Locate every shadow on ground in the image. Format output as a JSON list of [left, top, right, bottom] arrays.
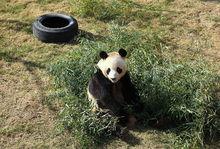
[[0, 19, 32, 34], [0, 51, 46, 103], [78, 29, 105, 41], [120, 131, 141, 146], [100, 130, 142, 148], [0, 19, 104, 44], [202, 0, 220, 3], [0, 51, 45, 69], [68, 29, 105, 45]]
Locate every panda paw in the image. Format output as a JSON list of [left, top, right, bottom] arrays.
[[127, 115, 137, 129], [115, 126, 128, 138]]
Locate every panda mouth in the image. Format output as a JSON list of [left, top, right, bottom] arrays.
[[110, 78, 117, 83], [111, 78, 117, 81]]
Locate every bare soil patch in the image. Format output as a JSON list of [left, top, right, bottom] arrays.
[[167, 0, 220, 71], [0, 0, 219, 148]]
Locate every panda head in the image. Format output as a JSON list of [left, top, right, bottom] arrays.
[[97, 48, 127, 83]]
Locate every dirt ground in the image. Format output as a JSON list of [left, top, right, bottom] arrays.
[[168, 0, 220, 71], [0, 0, 75, 148], [0, 0, 219, 148]]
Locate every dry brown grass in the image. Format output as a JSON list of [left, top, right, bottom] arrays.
[[0, 0, 219, 148], [165, 0, 220, 71], [0, 0, 76, 148]]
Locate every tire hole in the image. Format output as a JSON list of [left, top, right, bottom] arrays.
[[41, 17, 69, 28]]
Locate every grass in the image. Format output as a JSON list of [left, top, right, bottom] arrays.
[[37, 0, 64, 5], [48, 0, 220, 148], [49, 24, 220, 148], [0, 3, 26, 14], [0, 124, 34, 136], [70, 0, 166, 25], [0, 0, 219, 148], [211, 16, 220, 23]]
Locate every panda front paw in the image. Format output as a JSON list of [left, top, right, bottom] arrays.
[[127, 115, 137, 129], [115, 126, 128, 138]]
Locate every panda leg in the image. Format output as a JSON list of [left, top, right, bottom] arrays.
[[87, 88, 100, 112], [127, 115, 137, 129]]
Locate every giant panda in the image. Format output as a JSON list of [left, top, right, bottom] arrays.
[[87, 48, 142, 127]]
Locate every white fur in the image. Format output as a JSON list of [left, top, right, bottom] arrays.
[[108, 69, 117, 79], [97, 52, 127, 83]]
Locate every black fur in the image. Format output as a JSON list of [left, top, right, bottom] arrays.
[[88, 69, 143, 124], [118, 48, 127, 57], [99, 51, 108, 59]]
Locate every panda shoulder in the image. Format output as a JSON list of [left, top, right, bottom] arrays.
[[89, 69, 107, 86]]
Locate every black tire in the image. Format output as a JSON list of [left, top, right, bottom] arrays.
[[32, 13, 78, 43]]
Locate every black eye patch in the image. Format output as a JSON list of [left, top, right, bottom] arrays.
[[117, 67, 122, 74], [106, 68, 110, 74]]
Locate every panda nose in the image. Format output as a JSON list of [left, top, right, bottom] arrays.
[[111, 78, 116, 81]]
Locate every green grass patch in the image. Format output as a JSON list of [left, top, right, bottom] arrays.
[[49, 25, 220, 148], [70, 0, 165, 25]]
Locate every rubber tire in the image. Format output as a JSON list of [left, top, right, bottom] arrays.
[[32, 13, 78, 43]]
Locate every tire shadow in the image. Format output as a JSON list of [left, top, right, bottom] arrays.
[[0, 19, 105, 45], [68, 29, 105, 45], [78, 29, 105, 41]]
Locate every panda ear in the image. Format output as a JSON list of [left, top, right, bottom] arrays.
[[118, 48, 127, 57], [99, 51, 108, 59]]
